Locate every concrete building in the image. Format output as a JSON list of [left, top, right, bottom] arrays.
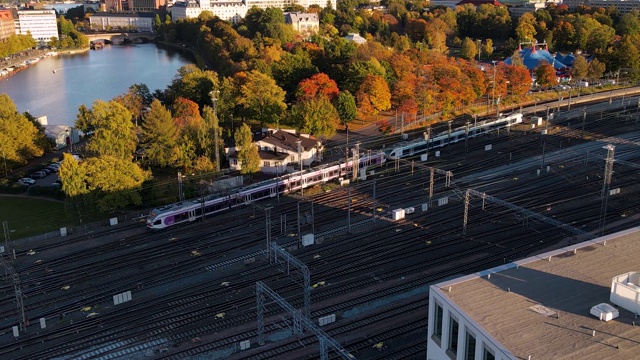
[[14, 10, 58, 42], [0, 9, 14, 41], [171, 0, 335, 24], [426, 227, 640, 360], [562, 0, 640, 14], [130, 0, 167, 11], [89, 12, 155, 32], [284, 12, 319, 36], [507, 2, 546, 17]]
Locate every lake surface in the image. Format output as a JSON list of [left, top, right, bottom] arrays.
[[0, 44, 193, 126]]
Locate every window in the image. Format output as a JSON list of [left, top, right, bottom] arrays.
[[447, 316, 459, 359], [483, 346, 495, 360], [264, 161, 271, 167], [465, 330, 476, 360], [432, 302, 444, 346]]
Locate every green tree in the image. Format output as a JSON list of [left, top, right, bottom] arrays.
[[169, 64, 219, 108], [460, 37, 478, 60], [0, 95, 45, 168], [238, 70, 287, 126], [82, 156, 151, 212], [141, 99, 178, 167], [234, 123, 260, 175], [335, 90, 357, 127], [58, 153, 88, 197], [616, 11, 640, 36], [515, 13, 537, 42], [289, 97, 338, 139], [80, 100, 138, 159]]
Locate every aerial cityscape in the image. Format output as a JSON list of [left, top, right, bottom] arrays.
[[1, 0, 640, 359]]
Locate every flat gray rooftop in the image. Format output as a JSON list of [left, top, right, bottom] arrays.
[[442, 228, 640, 360]]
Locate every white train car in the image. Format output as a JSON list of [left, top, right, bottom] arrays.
[[146, 152, 386, 229], [386, 113, 523, 159]]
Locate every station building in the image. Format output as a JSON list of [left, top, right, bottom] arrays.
[[426, 227, 640, 360]]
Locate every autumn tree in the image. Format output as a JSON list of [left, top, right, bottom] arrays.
[[460, 37, 478, 60], [234, 123, 260, 176], [534, 61, 558, 88], [503, 64, 532, 98], [483, 39, 494, 58], [78, 100, 138, 159], [141, 99, 178, 167], [296, 73, 339, 101], [571, 54, 589, 82], [587, 58, 606, 80], [238, 70, 287, 126], [356, 74, 392, 118], [515, 13, 537, 42], [0, 94, 46, 168]]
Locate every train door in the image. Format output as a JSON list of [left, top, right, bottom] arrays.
[[270, 184, 277, 197], [188, 209, 196, 221]]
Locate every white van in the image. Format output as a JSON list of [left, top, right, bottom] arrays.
[[579, 81, 589, 87]]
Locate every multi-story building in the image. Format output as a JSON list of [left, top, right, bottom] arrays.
[[0, 9, 14, 41], [171, 0, 335, 24], [130, 0, 167, 11], [89, 12, 155, 32], [15, 10, 58, 42], [284, 12, 319, 37], [562, 0, 640, 14], [426, 227, 640, 360]]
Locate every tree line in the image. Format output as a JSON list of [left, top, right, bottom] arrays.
[[3, 2, 637, 213]]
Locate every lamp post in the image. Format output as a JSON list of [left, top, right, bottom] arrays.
[[1, 149, 7, 178], [209, 90, 221, 173], [297, 140, 303, 197], [492, 61, 498, 109]]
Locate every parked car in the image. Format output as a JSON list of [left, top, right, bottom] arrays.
[[18, 178, 36, 186], [46, 164, 60, 172], [40, 168, 53, 175], [30, 171, 47, 179]]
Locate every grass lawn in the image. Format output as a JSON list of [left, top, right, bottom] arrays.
[[0, 196, 69, 239]]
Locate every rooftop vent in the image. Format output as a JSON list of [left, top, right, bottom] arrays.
[[610, 271, 640, 315], [590, 303, 619, 322]]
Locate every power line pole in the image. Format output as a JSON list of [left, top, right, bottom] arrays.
[[599, 145, 615, 236], [177, 172, 185, 201], [297, 140, 303, 197]]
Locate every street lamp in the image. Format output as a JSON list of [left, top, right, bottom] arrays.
[[209, 90, 221, 173], [492, 61, 498, 109], [297, 140, 303, 197], [1, 149, 7, 178]]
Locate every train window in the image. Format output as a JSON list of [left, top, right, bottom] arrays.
[[153, 220, 161, 225]]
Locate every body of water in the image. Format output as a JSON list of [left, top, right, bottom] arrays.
[[0, 44, 193, 126]]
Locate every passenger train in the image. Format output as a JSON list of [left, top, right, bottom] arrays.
[[385, 112, 523, 159], [147, 112, 523, 230], [146, 152, 386, 229]]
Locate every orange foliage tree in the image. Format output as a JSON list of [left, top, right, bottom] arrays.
[[172, 97, 203, 129], [534, 61, 558, 88], [296, 73, 340, 101], [503, 64, 532, 97], [356, 74, 392, 118]]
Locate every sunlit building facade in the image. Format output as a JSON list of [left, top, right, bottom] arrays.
[[15, 10, 58, 42]]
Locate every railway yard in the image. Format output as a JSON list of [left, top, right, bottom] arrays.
[[1, 95, 640, 359]]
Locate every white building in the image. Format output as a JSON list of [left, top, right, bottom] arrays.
[[228, 129, 322, 174], [171, 0, 336, 24], [284, 12, 319, 37], [562, 0, 640, 13], [89, 12, 155, 32], [426, 227, 640, 360], [344, 32, 366, 44], [15, 10, 58, 42]]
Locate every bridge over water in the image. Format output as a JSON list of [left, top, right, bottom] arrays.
[[85, 32, 155, 44]]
